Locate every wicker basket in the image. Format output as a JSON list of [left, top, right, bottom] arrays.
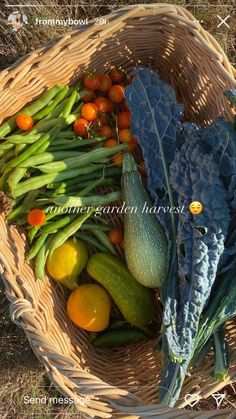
[[1, 4, 236, 418]]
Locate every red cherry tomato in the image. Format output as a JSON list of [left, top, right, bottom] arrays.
[[117, 111, 131, 129], [27, 209, 46, 226], [112, 153, 123, 167], [83, 73, 102, 90], [16, 114, 33, 131], [94, 97, 110, 113], [119, 129, 132, 143], [108, 228, 124, 244], [104, 138, 118, 148], [99, 125, 113, 139], [73, 118, 89, 137], [99, 75, 112, 92], [108, 85, 124, 103], [81, 103, 98, 121]]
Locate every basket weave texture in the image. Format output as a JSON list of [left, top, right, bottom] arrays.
[[0, 4, 236, 418]]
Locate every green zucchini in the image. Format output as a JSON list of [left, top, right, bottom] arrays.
[[87, 252, 156, 327], [122, 153, 168, 288]]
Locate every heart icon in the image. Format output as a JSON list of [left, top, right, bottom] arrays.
[[184, 393, 201, 407]]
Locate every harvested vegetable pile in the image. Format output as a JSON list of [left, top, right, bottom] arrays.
[[0, 65, 236, 407]]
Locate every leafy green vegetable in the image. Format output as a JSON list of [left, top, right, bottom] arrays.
[[124, 70, 234, 406], [194, 259, 236, 362], [160, 125, 230, 406], [125, 67, 182, 238], [200, 118, 236, 274], [213, 326, 229, 381]]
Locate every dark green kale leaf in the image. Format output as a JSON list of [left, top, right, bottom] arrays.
[[160, 126, 230, 406]]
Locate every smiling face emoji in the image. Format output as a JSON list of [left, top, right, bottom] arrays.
[[189, 201, 203, 215]]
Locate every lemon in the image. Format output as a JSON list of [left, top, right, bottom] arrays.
[[67, 284, 112, 332], [46, 239, 88, 289]]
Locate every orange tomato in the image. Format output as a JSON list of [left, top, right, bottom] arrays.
[[120, 238, 125, 250], [117, 111, 131, 129], [73, 118, 89, 137], [119, 128, 132, 143], [67, 284, 112, 332], [110, 67, 124, 83], [99, 125, 113, 139], [94, 97, 110, 113], [81, 103, 98, 121], [27, 208, 46, 226], [81, 88, 95, 103], [108, 228, 124, 245], [16, 114, 33, 131], [128, 139, 138, 152], [108, 85, 124, 103], [104, 138, 118, 147], [83, 73, 102, 90], [99, 74, 112, 92], [112, 153, 123, 167]]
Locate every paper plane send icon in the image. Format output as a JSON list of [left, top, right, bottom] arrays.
[[212, 393, 226, 408]]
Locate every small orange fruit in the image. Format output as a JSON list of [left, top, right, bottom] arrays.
[[27, 208, 46, 226], [81, 103, 98, 121], [16, 114, 33, 131], [108, 85, 124, 103], [108, 228, 124, 245], [99, 125, 113, 139], [112, 152, 123, 167], [67, 284, 112, 332], [117, 111, 131, 129], [73, 118, 89, 137], [104, 139, 118, 147], [99, 74, 112, 92], [119, 128, 132, 143], [94, 97, 110, 113]]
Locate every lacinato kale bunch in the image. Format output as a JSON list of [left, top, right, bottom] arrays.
[[126, 69, 236, 407]]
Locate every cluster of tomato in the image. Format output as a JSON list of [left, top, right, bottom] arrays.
[[73, 67, 138, 167]]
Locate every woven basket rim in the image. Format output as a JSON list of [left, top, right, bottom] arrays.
[[5, 4, 236, 81], [1, 4, 236, 418]]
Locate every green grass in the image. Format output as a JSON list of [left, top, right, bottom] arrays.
[[0, 0, 235, 69]]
